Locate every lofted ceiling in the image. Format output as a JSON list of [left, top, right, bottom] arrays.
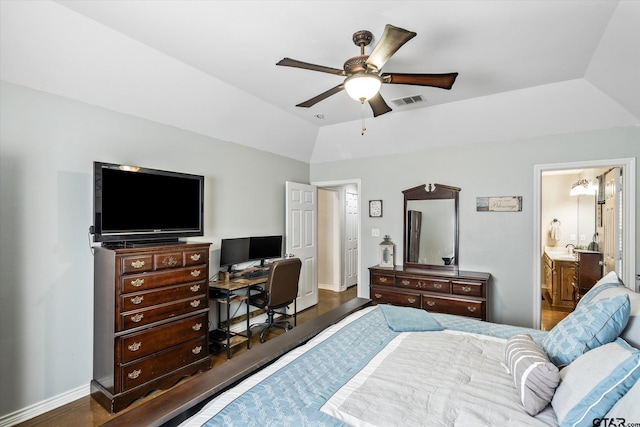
[[1, 1, 638, 163]]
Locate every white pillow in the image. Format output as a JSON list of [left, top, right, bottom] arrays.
[[551, 339, 640, 426]]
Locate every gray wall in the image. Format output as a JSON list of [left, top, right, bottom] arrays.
[[0, 82, 309, 416], [310, 128, 639, 327]]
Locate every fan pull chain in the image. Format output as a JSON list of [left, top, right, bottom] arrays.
[[361, 100, 367, 135]]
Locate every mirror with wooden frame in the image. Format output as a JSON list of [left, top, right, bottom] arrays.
[[403, 183, 460, 270]]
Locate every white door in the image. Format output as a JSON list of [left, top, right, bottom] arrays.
[[285, 181, 318, 311], [603, 168, 622, 275], [344, 189, 358, 290]]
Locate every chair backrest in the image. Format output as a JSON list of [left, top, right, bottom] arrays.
[[264, 258, 302, 309]]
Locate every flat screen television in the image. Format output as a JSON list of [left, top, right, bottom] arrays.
[[219, 237, 250, 271], [92, 161, 204, 245], [249, 235, 283, 265]]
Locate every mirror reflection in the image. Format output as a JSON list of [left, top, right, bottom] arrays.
[[407, 200, 456, 265], [403, 183, 460, 270]]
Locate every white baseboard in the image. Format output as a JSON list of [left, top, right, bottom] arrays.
[[0, 384, 89, 427]]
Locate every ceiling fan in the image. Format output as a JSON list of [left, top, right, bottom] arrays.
[[277, 24, 458, 118]]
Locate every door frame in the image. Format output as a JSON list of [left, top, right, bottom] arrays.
[[533, 157, 636, 329], [312, 179, 363, 298]]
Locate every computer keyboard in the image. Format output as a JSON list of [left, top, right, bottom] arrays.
[[244, 269, 269, 280]]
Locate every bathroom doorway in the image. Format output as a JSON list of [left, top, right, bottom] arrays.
[[533, 158, 636, 330]]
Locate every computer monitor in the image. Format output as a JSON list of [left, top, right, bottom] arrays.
[[249, 235, 283, 266], [219, 237, 250, 272]]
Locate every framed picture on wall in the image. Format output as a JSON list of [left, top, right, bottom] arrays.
[[369, 200, 383, 217]]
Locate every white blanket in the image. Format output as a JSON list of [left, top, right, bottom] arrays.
[[321, 330, 556, 426]]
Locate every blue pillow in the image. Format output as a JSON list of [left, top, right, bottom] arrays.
[[542, 294, 630, 367], [378, 305, 443, 332], [552, 339, 640, 426]]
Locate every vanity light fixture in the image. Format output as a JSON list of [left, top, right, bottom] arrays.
[[569, 178, 596, 196]]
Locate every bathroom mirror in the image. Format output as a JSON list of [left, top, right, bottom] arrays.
[[403, 183, 460, 270]]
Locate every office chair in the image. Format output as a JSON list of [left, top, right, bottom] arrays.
[[248, 258, 302, 343]]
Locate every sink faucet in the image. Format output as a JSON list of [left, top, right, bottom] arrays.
[[566, 243, 575, 254]]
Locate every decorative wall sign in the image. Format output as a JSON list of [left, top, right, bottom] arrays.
[[476, 196, 522, 212]]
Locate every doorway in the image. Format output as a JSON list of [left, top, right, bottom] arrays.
[[533, 158, 637, 330], [313, 179, 362, 299]]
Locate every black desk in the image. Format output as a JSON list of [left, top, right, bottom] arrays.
[[209, 276, 268, 359]]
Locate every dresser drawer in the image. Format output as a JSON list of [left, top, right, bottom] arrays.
[[452, 281, 484, 298], [120, 336, 208, 391], [120, 281, 207, 312], [446, 298, 485, 319], [119, 295, 208, 331], [121, 266, 206, 293], [121, 254, 154, 274], [119, 313, 207, 363], [154, 251, 185, 270], [397, 276, 451, 294], [184, 249, 208, 266], [370, 287, 420, 308], [371, 273, 395, 287]]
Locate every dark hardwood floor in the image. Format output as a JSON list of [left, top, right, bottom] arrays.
[[17, 287, 358, 427]]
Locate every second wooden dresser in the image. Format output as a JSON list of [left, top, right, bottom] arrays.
[[92, 242, 211, 413], [369, 265, 490, 320]]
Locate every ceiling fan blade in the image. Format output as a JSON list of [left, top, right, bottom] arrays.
[[368, 93, 393, 117], [381, 72, 458, 89], [277, 58, 346, 76], [296, 84, 345, 108], [365, 25, 417, 71]]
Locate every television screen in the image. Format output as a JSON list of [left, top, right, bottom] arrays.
[[249, 235, 283, 261], [93, 162, 204, 244], [219, 237, 250, 268]]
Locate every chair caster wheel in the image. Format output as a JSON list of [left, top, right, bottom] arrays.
[[259, 337, 266, 343], [287, 325, 293, 330]]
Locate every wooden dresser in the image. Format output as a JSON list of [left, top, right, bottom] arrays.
[[369, 265, 490, 320], [573, 250, 603, 305], [91, 242, 211, 413]]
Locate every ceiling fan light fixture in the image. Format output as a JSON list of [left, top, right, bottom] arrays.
[[344, 74, 382, 102]]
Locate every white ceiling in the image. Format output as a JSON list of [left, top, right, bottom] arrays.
[[1, 1, 638, 163]]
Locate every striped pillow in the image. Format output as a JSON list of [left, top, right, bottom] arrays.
[[552, 338, 640, 426], [505, 334, 560, 415]]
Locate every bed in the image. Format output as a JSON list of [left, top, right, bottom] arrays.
[[104, 272, 640, 427]]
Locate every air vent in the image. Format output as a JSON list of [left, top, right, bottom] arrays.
[[391, 94, 426, 107]]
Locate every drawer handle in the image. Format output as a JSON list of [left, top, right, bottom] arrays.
[[163, 256, 178, 267], [131, 313, 144, 323], [426, 301, 436, 307], [131, 260, 145, 269], [407, 298, 416, 304], [378, 277, 388, 283], [433, 282, 443, 289], [467, 306, 477, 312], [130, 295, 144, 305], [128, 369, 142, 379], [190, 284, 201, 292], [461, 286, 472, 293], [374, 293, 382, 299], [190, 253, 201, 261], [190, 300, 201, 308], [131, 278, 144, 287], [191, 269, 201, 277], [192, 345, 203, 355], [402, 280, 410, 286], [128, 342, 142, 352], [192, 322, 202, 331]]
